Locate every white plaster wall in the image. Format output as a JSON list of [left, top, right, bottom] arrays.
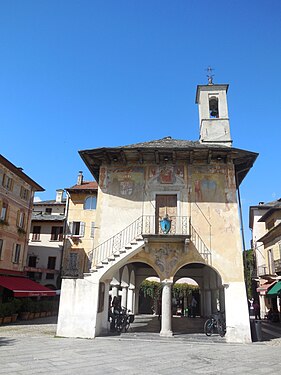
[[224, 282, 251, 343], [56, 276, 100, 338]]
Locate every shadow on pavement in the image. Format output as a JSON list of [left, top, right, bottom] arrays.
[[0, 337, 16, 346]]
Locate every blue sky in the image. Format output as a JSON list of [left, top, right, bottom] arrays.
[[1, 1, 281, 247]]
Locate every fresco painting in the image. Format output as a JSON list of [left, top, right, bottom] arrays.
[[105, 167, 144, 198], [148, 165, 185, 185], [191, 165, 232, 203]]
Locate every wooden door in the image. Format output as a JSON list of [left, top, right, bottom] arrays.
[[155, 194, 177, 234]]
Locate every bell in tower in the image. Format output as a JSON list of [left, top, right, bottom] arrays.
[[195, 72, 232, 147]]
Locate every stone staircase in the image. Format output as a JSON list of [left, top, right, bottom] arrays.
[[86, 215, 212, 276]]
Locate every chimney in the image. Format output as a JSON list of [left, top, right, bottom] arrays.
[[56, 189, 64, 203], [77, 171, 83, 186]]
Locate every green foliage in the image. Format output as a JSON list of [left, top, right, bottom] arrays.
[[140, 280, 161, 299], [243, 249, 255, 299], [172, 283, 199, 298], [140, 280, 199, 302], [0, 299, 23, 316]]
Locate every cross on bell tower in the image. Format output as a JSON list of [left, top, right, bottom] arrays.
[[195, 70, 232, 147]]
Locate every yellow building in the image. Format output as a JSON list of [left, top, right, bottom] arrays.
[[57, 81, 258, 342], [250, 200, 281, 319], [62, 173, 98, 278]]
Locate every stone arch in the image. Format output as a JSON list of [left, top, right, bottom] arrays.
[[174, 262, 224, 318]]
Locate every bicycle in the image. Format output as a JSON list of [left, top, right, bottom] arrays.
[[204, 313, 226, 337], [114, 307, 134, 333]]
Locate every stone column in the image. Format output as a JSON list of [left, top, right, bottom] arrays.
[[160, 279, 173, 337], [127, 286, 135, 313], [101, 280, 111, 333], [205, 290, 212, 316], [121, 285, 128, 309], [134, 287, 139, 314]]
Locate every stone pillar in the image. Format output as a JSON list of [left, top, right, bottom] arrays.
[[160, 280, 173, 337], [111, 285, 119, 299], [259, 295, 266, 319], [224, 282, 251, 343], [211, 290, 218, 313], [205, 290, 212, 316], [183, 296, 188, 316], [135, 287, 139, 313], [121, 285, 128, 309], [101, 280, 111, 333], [127, 286, 135, 313]]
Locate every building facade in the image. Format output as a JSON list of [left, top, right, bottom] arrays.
[[62, 174, 98, 278], [57, 81, 258, 343], [0, 155, 57, 302], [27, 189, 66, 290], [249, 199, 281, 319]]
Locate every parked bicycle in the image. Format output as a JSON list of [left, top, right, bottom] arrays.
[[204, 312, 226, 337], [111, 306, 134, 333]]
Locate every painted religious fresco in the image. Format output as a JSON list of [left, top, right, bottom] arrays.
[[99, 166, 144, 199], [191, 165, 236, 204], [148, 165, 184, 185]]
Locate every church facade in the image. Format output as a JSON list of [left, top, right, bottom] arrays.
[[57, 82, 258, 342]]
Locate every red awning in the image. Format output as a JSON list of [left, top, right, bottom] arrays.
[[256, 280, 276, 296], [0, 276, 56, 297]]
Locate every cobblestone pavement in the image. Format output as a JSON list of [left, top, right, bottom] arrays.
[[1, 316, 281, 374]]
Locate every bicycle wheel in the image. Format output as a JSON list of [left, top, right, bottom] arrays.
[[217, 320, 226, 337], [124, 317, 130, 332], [204, 318, 214, 336]]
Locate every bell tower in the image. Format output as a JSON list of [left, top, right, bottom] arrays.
[[195, 74, 232, 147]]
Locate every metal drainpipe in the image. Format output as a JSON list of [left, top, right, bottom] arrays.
[[236, 170, 248, 296], [59, 190, 70, 284]]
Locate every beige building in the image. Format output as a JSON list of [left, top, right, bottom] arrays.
[[27, 189, 66, 290], [57, 81, 258, 343], [62, 174, 98, 278], [249, 200, 281, 319], [0, 155, 57, 302]]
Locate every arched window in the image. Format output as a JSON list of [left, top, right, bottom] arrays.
[[209, 96, 219, 118], [84, 196, 97, 210]]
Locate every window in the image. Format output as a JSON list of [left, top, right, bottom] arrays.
[[0, 201, 8, 221], [84, 196, 97, 210], [0, 239, 3, 259], [51, 226, 63, 241], [69, 221, 85, 237], [20, 186, 30, 201], [13, 244, 21, 264], [2, 174, 13, 190], [28, 256, 37, 267], [47, 256, 56, 270], [17, 211, 25, 229], [32, 226, 41, 241], [46, 273, 55, 279], [209, 96, 219, 118], [45, 208, 52, 214]]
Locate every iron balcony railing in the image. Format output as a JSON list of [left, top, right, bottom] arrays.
[[88, 215, 212, 270]]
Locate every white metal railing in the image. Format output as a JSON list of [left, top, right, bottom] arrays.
[[84, 215, 212, 272]]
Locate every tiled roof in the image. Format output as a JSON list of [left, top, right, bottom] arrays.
[[66, 181, 98, 191], [119, 136, 225, 149]]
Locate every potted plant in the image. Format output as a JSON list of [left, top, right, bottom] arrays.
[[2, 302, 12, 324], [19, 299, 31, 320], [11, 299, 22, 322]]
